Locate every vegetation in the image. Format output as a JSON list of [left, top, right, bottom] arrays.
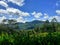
[[0, 18, 60, 45]]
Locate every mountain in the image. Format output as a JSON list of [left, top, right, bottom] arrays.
[[18, 20, 44, 30]]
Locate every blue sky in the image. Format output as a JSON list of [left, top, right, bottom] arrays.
[[0, 0, 60, 23]]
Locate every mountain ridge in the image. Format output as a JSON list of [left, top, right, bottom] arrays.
[[18, 20, 45, 30]]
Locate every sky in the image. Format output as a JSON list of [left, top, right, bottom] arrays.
[[0, 0, 60, 23]]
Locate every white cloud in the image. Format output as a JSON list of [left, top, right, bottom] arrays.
[[7, 8, 30, 16], [0, 8, 30, 23], [32, 12, 42, 18], [16, 17, 26, 23], [0, 16, 6, 23], [56, 10, 60, 15], [0, 9, 8, 14], [6, 8, 21, 15], [0, 1, 8, 8], [49, 16, 60, 22], [21, 12, 30, 16], [44, 13, 49, 18], [2, 0, 25, 6], [0, 8, 30, 17], [9, 17, 27, 23], [9, 0, 25, 6], [1, 0, 25, 7], [0, 0, 29, 23]]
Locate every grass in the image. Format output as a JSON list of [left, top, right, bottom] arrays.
[[0, 31, 60, 45]]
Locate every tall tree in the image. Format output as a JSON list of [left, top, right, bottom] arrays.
[[2, 19, 18, 29], [34, 26, 40, 33], [51, 18, 58, 32], [40, 20, 51, 32], [2, 19, 8, 24], [8, 19, 17, 24], [44, 20, 50, 32], [7, 19, 17, 29]]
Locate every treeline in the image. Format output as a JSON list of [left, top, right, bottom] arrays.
[[0, 18, 60, 33], [34, 18, 60, 33]]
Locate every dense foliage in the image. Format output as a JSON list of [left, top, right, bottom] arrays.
[[0, 31, 60, 45], [0, 18, 60, 45]]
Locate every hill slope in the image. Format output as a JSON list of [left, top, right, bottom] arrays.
[[18, 20, 44, 30]]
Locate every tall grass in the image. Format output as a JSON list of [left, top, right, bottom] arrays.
[[0, 31, 60, 45]]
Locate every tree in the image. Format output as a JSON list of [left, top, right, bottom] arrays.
[[2, 19, 17, 28], [2, 19, 18, 34], [8, 19, 17, 24], [7, 19, 18, 30], [34, 23, 40, 33], [51, 18, 58, 32], [34, 26, 40, 33], [43, 20, 50, 32], [2, 19, 8, 24]]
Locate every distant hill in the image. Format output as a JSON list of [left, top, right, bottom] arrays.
[[3, 20, 60, 30], [18, 20, 45, 30]]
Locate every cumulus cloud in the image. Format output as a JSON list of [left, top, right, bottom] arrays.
[[7, 8, 30, 17], [0, 1, 8, 8], [9, 0, 25, 6], [0, 7, 30, 23], [16, 17, 26, 23], [8, 17, 26, 23], [0, 0, 29, 23], [0, 9, 7, 14], [44, 13, 49, 18], [49, 16, 60, 22], [0, 8, 30, 17], [32, 12, 42, 19], [56, 10, 60, 15], [7, 8, 21, 15], [2, 0, 25, 6], [21, 12, 30, 17]]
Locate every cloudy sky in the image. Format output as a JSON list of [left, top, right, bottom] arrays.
[[0, 0, 60, 23]]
